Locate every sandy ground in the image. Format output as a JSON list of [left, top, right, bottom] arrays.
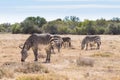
[[0, 34, 120, 80]]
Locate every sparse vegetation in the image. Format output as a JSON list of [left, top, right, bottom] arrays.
[[0, 62, 49, 79], [91, 52, 113, 57], [15, 63, 49, 73], [16, 73, 69, 80], [0, 34, 120, 80]]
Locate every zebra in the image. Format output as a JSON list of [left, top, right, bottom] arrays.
[[19, 33, 55, 62], [62, 37, 71, 48], [50, 35, 63, 53], [52, 36, 71, 49], [81, 35, 101, 50]]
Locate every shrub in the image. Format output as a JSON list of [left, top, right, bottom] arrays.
[[76, 57, 94, 67], [15, 62, 49, 73]]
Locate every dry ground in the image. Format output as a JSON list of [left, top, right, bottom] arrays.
[[0, 34, 120, 80]]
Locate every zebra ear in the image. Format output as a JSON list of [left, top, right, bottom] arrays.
[[19, 44, 23, 49]]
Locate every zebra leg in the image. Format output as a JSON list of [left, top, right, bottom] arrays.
[[32, 46, 38, 61], [51, 45, 55, 54], [58, 47, 60, 52], [46, 51, 51, 63], [57, 43, 61, 53], [97, 42, 100, 49], [63, 42, 66, 48], [61, 42, 65, 48], [66, 42, 68, 48], [81, 40, 84, 50], [90, 43, 94, 50], [69, 41, 71, 47], [85, 43, 88, 50]]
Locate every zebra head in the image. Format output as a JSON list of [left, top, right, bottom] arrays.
[[21, 48, 28, 62], [19, 44, 28, 62]]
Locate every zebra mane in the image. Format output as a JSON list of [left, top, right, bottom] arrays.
[[22, 36, 32, 51]]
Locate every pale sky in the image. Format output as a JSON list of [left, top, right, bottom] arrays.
[[0, 0, 120, 24]]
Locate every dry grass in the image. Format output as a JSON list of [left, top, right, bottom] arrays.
[[15, 62, 49, 73], [0, 68, 14, 79], [0, 34, 120, 80], [16, 73, 70, 80], [0, 62, 49, 79], [91, 51, 114, 57]]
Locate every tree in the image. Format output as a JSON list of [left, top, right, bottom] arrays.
[[111, 17, 120, 22], [20, 16, 46, 34], [107, 23, 120, 34], [64, 16, 79, 28], [95, 18, 107, 27], [0, 26, 5, 32], [96, 27, 105, 34], [11, 23, 21, 34], [35, 16, 47, 28], [42, 19, 69, 34], [64, 16, 79, 22], [78, 19, 96, 35], [42, 22, 58, 34], [0, 23, 11, 33]]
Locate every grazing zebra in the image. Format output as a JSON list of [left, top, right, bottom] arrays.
[[62, 37, 71, 48], [19, 33, 54, 62], [50, 35, 63, 52], [81, 35, 101, 50]]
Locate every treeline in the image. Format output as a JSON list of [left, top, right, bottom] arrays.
[[0, 16, 120, 35]]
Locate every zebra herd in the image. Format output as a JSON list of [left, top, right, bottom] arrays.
[[19, 33, 101, 63]]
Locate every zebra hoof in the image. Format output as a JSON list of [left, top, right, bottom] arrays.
[[44, 60, 50, 63], [34, 59, 38, 62]]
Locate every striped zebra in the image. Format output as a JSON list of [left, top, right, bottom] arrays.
[[81, 35, 101, 50], [62, 37, 71, 48], [19, 33, 55, 62], [50, 35, 63, 53]]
